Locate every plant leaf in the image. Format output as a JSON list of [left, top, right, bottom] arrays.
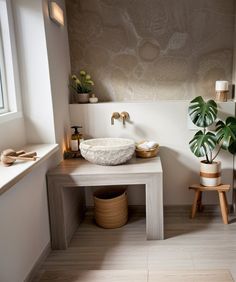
[[188, 96, 217, 127], [189, 130, 216, 158], [228, 141, 236, 154], [215, 117, 236, 153]]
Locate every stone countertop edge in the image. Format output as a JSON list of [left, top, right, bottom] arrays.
[[0, 144, 59, 196]]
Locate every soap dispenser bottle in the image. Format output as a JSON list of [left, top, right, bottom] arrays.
[[70, 126, 82, 151]]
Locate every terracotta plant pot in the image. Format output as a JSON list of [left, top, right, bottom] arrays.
[[93, 187, 128, 229], [200, 161, 221, 187], [76, 93, 90, 103]]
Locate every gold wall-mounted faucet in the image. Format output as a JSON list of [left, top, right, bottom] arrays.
[[111, 112, 120, 125], [111, 111, 130, 125], [120, 111, 130, 125]]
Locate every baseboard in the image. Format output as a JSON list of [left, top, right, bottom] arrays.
[[87, 204, 234, 214], [166, 205, 236, 215], [24, 242, 51, 282], [86, 205, 146, 213]]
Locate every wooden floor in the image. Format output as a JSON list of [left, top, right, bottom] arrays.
[[33, 207, 236, 281]]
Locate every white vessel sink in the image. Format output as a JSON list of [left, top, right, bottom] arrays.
[[80, 138, 135, 166]]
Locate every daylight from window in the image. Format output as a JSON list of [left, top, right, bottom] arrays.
[[0, 29, 7, 114], [0, 72, 4, 109]]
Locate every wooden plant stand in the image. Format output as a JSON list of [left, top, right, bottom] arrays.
[[189, 184, 230, 224]]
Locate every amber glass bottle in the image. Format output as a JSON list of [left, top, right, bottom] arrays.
[[70, 126, 82, 151]]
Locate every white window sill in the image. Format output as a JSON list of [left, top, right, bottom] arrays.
[[0, 143, 59, 195], [0, 111, 23, 124]]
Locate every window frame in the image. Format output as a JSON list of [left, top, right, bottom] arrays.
[[0, 0, 22, 122], [0, 28, 8, 114]]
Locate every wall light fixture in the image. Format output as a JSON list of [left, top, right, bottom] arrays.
[[49, 1, 64, 26]]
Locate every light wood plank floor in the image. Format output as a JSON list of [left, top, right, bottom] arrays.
[[33, 207, 236, 281]]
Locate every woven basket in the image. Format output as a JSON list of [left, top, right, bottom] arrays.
[[93, 187, 128, 229]]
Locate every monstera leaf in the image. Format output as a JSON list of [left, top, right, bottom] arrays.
[[189, 130, 216, 158], [188, 96, 217, 128], [216, 117, 236, 154]]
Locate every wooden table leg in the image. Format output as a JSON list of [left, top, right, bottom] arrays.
[[191, 189, 200, 219], [146, 175, 164, 240], [223, 192, 228, 214], [197, 191, 203, 212], [218, 191, 228, 224], [47, 180, 67, 249]]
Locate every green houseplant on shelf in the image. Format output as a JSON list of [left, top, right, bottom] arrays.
[[70, 70, 94, 103], [188, 96, 236, 187]]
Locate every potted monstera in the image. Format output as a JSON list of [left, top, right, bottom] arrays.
[[189, 96, 236, 186]]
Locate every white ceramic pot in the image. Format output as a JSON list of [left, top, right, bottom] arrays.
[[76, 93, 90, 103], [200, 161, 221, 187]]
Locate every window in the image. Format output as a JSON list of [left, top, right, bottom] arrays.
[[0, 0, 22, 120], [0, 30, 8, 114], [0, 74, 3, 110]]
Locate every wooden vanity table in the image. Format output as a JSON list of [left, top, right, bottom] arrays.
[[47, 157, 163, 249]]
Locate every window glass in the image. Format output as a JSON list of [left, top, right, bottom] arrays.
[[0, 70, 4, 109], [0, 29, 7, 114]]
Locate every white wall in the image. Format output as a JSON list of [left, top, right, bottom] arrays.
[[0, 117, 25, 152], [0, 155, 57, 282], [0, 1, 71, 281], [42, 0, 71, 155], [232, 4, 236, 212], [12, 0, 56, 144], [70, 101, 235, 206]]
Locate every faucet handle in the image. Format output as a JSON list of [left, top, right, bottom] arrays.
[[120, 111, 130, 125], [111, 112, 120, 125]]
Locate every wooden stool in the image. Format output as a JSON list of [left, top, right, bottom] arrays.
[[189, 184, 230, 224]]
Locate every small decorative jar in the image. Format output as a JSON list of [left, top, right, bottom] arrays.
[[89, 94, 98, 103]]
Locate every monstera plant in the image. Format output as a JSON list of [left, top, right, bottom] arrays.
[[188, 96, 236, 186]]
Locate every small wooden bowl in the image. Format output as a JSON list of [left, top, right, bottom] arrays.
[[135, 143, 159, 158]]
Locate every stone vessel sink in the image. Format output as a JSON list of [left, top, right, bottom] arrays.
[[80, 138, 135, 166]]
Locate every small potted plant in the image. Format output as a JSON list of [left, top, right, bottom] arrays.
[[70, 70, 94, 103], [188, 96, 236, 186]]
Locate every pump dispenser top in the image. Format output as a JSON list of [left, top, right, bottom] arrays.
[[71, 126, 82, 135]]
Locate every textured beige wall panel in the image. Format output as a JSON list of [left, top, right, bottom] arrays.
[[66, 0, 235, 101]]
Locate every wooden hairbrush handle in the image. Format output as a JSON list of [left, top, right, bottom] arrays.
[[8, 156, 37, 161], [16, 150, 26, 156], [19, 152, 37, 158]]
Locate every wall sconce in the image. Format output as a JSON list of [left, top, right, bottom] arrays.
[[49, 1, 64, 26]]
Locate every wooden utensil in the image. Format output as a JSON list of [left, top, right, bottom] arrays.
[[0, 149, 37, 166]]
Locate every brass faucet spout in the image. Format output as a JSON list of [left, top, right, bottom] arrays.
[[111, 112, 120, 125], [120, 111, 130, 125]]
